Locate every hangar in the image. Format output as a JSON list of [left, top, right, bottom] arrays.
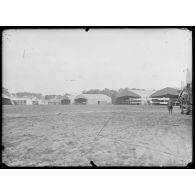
[[149, 87, 180, 105], [115, 91, 141, 105]]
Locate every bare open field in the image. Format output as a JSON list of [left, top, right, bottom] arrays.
[[2, 105, 192, 167]]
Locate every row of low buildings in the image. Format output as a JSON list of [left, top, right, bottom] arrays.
[[2, 94, 112, 105], [2, 87, 181, 106]]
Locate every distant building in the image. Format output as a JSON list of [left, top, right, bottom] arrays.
[[12, 97, 33, 105], [114, 91, 141, 105], [61, 95, 71, 105], [149, 87, 180, 105], [28, 96, 48, 105], [2, 94, 13, 105], [74, 94, 112, 105], [2, 87, 13, 105], [61, 94, 77, 105]]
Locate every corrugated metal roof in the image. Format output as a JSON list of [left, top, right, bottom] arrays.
[[75, 94, 112, 102], [150, 87, 180, 98]]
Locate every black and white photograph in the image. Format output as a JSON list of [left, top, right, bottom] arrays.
[[1, 28, 193, 167]]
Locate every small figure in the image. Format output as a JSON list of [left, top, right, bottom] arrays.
[[167, 99, 173, 114]]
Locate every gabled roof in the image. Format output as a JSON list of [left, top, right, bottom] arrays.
[[116, 91, 140, 98], [149, 87, 180, 98]]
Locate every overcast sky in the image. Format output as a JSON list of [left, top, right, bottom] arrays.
[[3, 28, 192, 95]]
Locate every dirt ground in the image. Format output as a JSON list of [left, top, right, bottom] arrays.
[[2, 105, 192, 167]]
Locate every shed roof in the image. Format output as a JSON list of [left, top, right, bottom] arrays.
[[149, 87, 180, 98]]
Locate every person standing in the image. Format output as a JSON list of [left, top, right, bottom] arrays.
[[167, 99, 173, 114]]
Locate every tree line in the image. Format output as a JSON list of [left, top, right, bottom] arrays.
[[5, 87, 150, 102]]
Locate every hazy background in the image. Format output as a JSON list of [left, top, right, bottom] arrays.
[[3, 28, 192, 95]]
